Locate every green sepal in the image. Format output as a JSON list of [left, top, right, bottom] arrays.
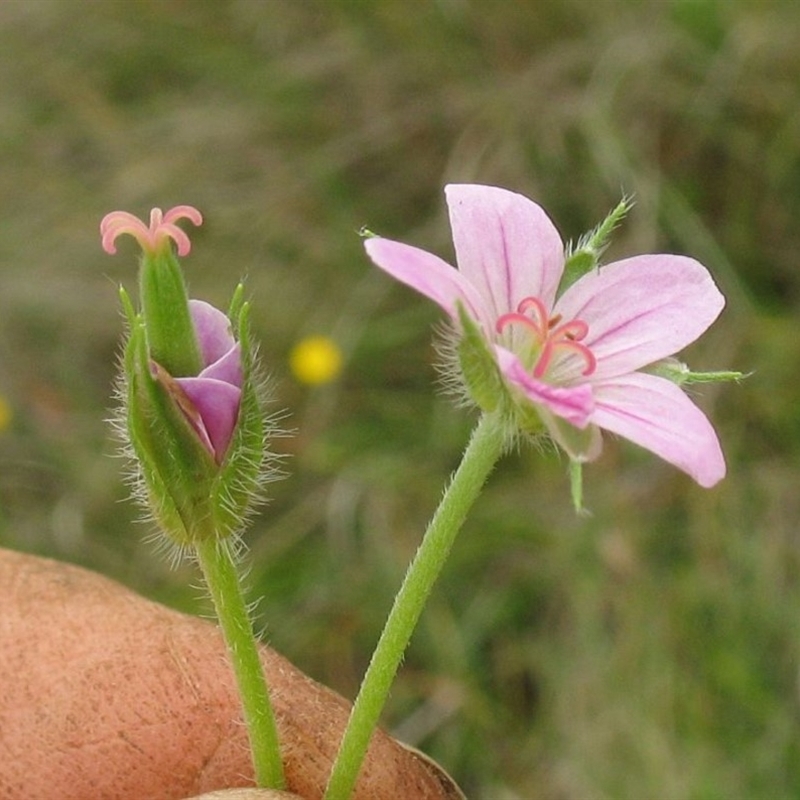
[[560, 197, 633, 295], [509, 393, 546, 436], [560, 250, 595, 287], [228, 281, 246, 321], [208, 291, 269, 541], [139, 246, 202, 377], [541, 409, 602, 515], [648, 357, 749, 386], [456, 303, 505, 413], [544, 412, 603, 464]]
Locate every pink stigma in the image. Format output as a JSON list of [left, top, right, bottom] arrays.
[[100, 205, 203, 256], [496, 296, 597, 380]]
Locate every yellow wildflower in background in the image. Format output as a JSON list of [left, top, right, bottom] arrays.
[[0, 394, 12, 432], [289, 335, 343, 385]]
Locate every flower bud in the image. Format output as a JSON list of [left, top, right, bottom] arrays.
[[104, 208, 274, 546]]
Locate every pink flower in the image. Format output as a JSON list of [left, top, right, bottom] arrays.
[[101, 206, 203, 256], [364, 184, 726, 487], [169, 300, 243, 464]]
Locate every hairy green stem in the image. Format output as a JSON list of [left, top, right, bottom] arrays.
[[194, 536, 285, 789], [324, 413, 506, 799]]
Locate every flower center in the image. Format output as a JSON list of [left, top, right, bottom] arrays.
[[496, 296, 597, 381]]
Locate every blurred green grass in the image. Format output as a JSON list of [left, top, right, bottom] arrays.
[[1, 0, 799, 796]]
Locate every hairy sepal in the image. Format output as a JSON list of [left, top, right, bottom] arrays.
[[211, 295, 270, 542], [560, 197, 633, 295], [456, 303, 504, 413]]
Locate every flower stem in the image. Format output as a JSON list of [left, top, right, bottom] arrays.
[[194, 536, 285, 790], [324, 412, 506, 800]]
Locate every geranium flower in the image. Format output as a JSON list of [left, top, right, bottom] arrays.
[[364, 184, 726, 487]]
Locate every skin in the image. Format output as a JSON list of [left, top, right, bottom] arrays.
[[188, 793, 300, 799], [0, 548, 459, 800]]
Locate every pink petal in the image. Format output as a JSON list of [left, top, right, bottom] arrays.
[[445, 184, 565, 317], [364, 237, 492, 331], [175, 377, 241, 463], [189, 300, 236, 367], [200, 342, 242, 388], [555, 255, 725, 380], [591, 371, 725, 487], [495, 346, 594, 427]]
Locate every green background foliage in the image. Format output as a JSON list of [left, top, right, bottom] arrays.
[[1, 1, 798, 796]]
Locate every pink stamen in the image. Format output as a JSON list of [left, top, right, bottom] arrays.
[[496, 311, 541, 335], [100, 205, 203, 256], [498, 296, 597, 380], [518, 297, 549, 330], [533, 336, 597, 378]]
